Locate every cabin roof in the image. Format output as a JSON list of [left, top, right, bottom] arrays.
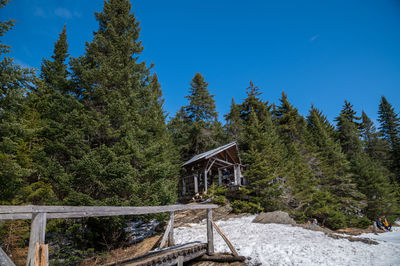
[[182, 141, 240, 167]]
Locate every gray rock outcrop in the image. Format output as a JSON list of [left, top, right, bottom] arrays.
[[252, 211, 296, 225]]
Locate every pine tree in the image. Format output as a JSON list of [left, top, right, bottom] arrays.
[[27, 26, 87, 203], [307, 106, 367, 227], [274, 92, 307, 144], [224, 98, 242, 141], [242, 110, 287, 211], [239, 81, 270, 123], [185, 73, 217, 123], [378, 96, 400, 182], [40, 25, 71, 93], [169, 73, 223, 161], [335, 100, 362, 159], [0, 0, 36, 203], [65, 0, 178, 248], [0, 0, 14, 55], [360, 111, 391, 166]]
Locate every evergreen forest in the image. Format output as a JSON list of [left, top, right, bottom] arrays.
[[1, 0, 399, 262]]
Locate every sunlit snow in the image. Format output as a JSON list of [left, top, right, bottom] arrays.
[[174, 215, 400, 266]]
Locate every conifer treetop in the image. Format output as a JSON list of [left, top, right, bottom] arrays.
[[185, 72, 218, 123]]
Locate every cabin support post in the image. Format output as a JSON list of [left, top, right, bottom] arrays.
[[204, 169, 208, 193], [233, 164, 240, 185], [206, 209, 214, 255], [182, 178, 186, 196], [194, 175, 198, 194], [27, 212, 47, 266], [218, 169, 222, 186]]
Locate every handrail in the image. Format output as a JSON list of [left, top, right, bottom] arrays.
[[0, 204, 218, 265], [0, 204, 218, 216]]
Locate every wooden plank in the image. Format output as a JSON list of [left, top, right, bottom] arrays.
[[204, 168, 208, 193], [233, 164, 239, 185], [225, 149, 236, 164], [182, 178, 186, 196], [177, 255, 184, 266], [206, 209, 214, 255], [0, 204, 218, 216], [159, 212, 174, 249], [168, 212, 174, 247], [211, 157, 234, 166], [211, 221, 239, 257], [40, 244, 48, 266], [113, 243, 207, 266], [0, 213, 32, 220], [0, 246, 15, 266], [206, 159, 216, 172], [27, 213, 47, 266]]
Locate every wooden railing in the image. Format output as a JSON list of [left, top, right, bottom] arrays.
[[0, 204, 218, 266]]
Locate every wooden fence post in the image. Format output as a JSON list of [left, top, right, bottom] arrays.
[[206, 209, 214, 255], [168, 211, 175, 246], [27, 213, 47, 266]]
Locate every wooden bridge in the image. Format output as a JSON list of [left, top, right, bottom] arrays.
[[0, 203, 240, 266]]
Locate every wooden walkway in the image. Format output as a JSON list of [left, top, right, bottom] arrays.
[[108, 242, 207, 266]]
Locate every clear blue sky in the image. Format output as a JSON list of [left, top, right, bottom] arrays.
[[1, 0, 400, 123]]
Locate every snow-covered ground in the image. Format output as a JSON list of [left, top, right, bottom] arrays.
[[174, 215, 400, 266]]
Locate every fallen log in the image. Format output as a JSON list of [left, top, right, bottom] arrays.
[[197, 253, 246, 262]]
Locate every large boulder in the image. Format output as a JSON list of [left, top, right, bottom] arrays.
[[252, 211, 296, 225]]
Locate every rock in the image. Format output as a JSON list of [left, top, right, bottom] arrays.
[[252, 211, 296, 225], [125, 219, 160, 245]]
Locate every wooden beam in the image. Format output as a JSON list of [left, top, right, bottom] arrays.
[[159, 212, 174, 249], [234, 164, 239, 185], [177, 255, 184, 266], [168, 211, 175, 247], [225, 149, 236, 164], [0, 213, 32, 220], [194, 175, 199, 193], [0, 247, 15, 266], [182, 178, 186, 196], [206, 159, 216, 172], [0, 204, 218, 216], [206, 209, 214, 255], [204, 168, 208, 193], [40, 244, 48, 266], [211, 221, 239, 257], [27, 213, 47, 266], [218, 169, 222, 186], [211, 157, 234, 166]]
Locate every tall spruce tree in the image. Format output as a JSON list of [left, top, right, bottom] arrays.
[[168, 73, 223, 161], [224, 98, 242, 141], [240, 81, 270, 123], [307, 106, 367, 227], [66, 0, 178, 248], [360, 111, 391, 166], [242, 110, 287, 211], [378, 96, 400, 182], [0, 0, 36, 203], [28, 26, 86, 203], [335, 100, 362, 159], [274, 92, 308, 144]]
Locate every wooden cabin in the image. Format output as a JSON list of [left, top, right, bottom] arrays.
[[180, 142, 246, 197]]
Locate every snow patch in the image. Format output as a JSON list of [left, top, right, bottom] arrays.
[[174, 215, 400, 266]]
